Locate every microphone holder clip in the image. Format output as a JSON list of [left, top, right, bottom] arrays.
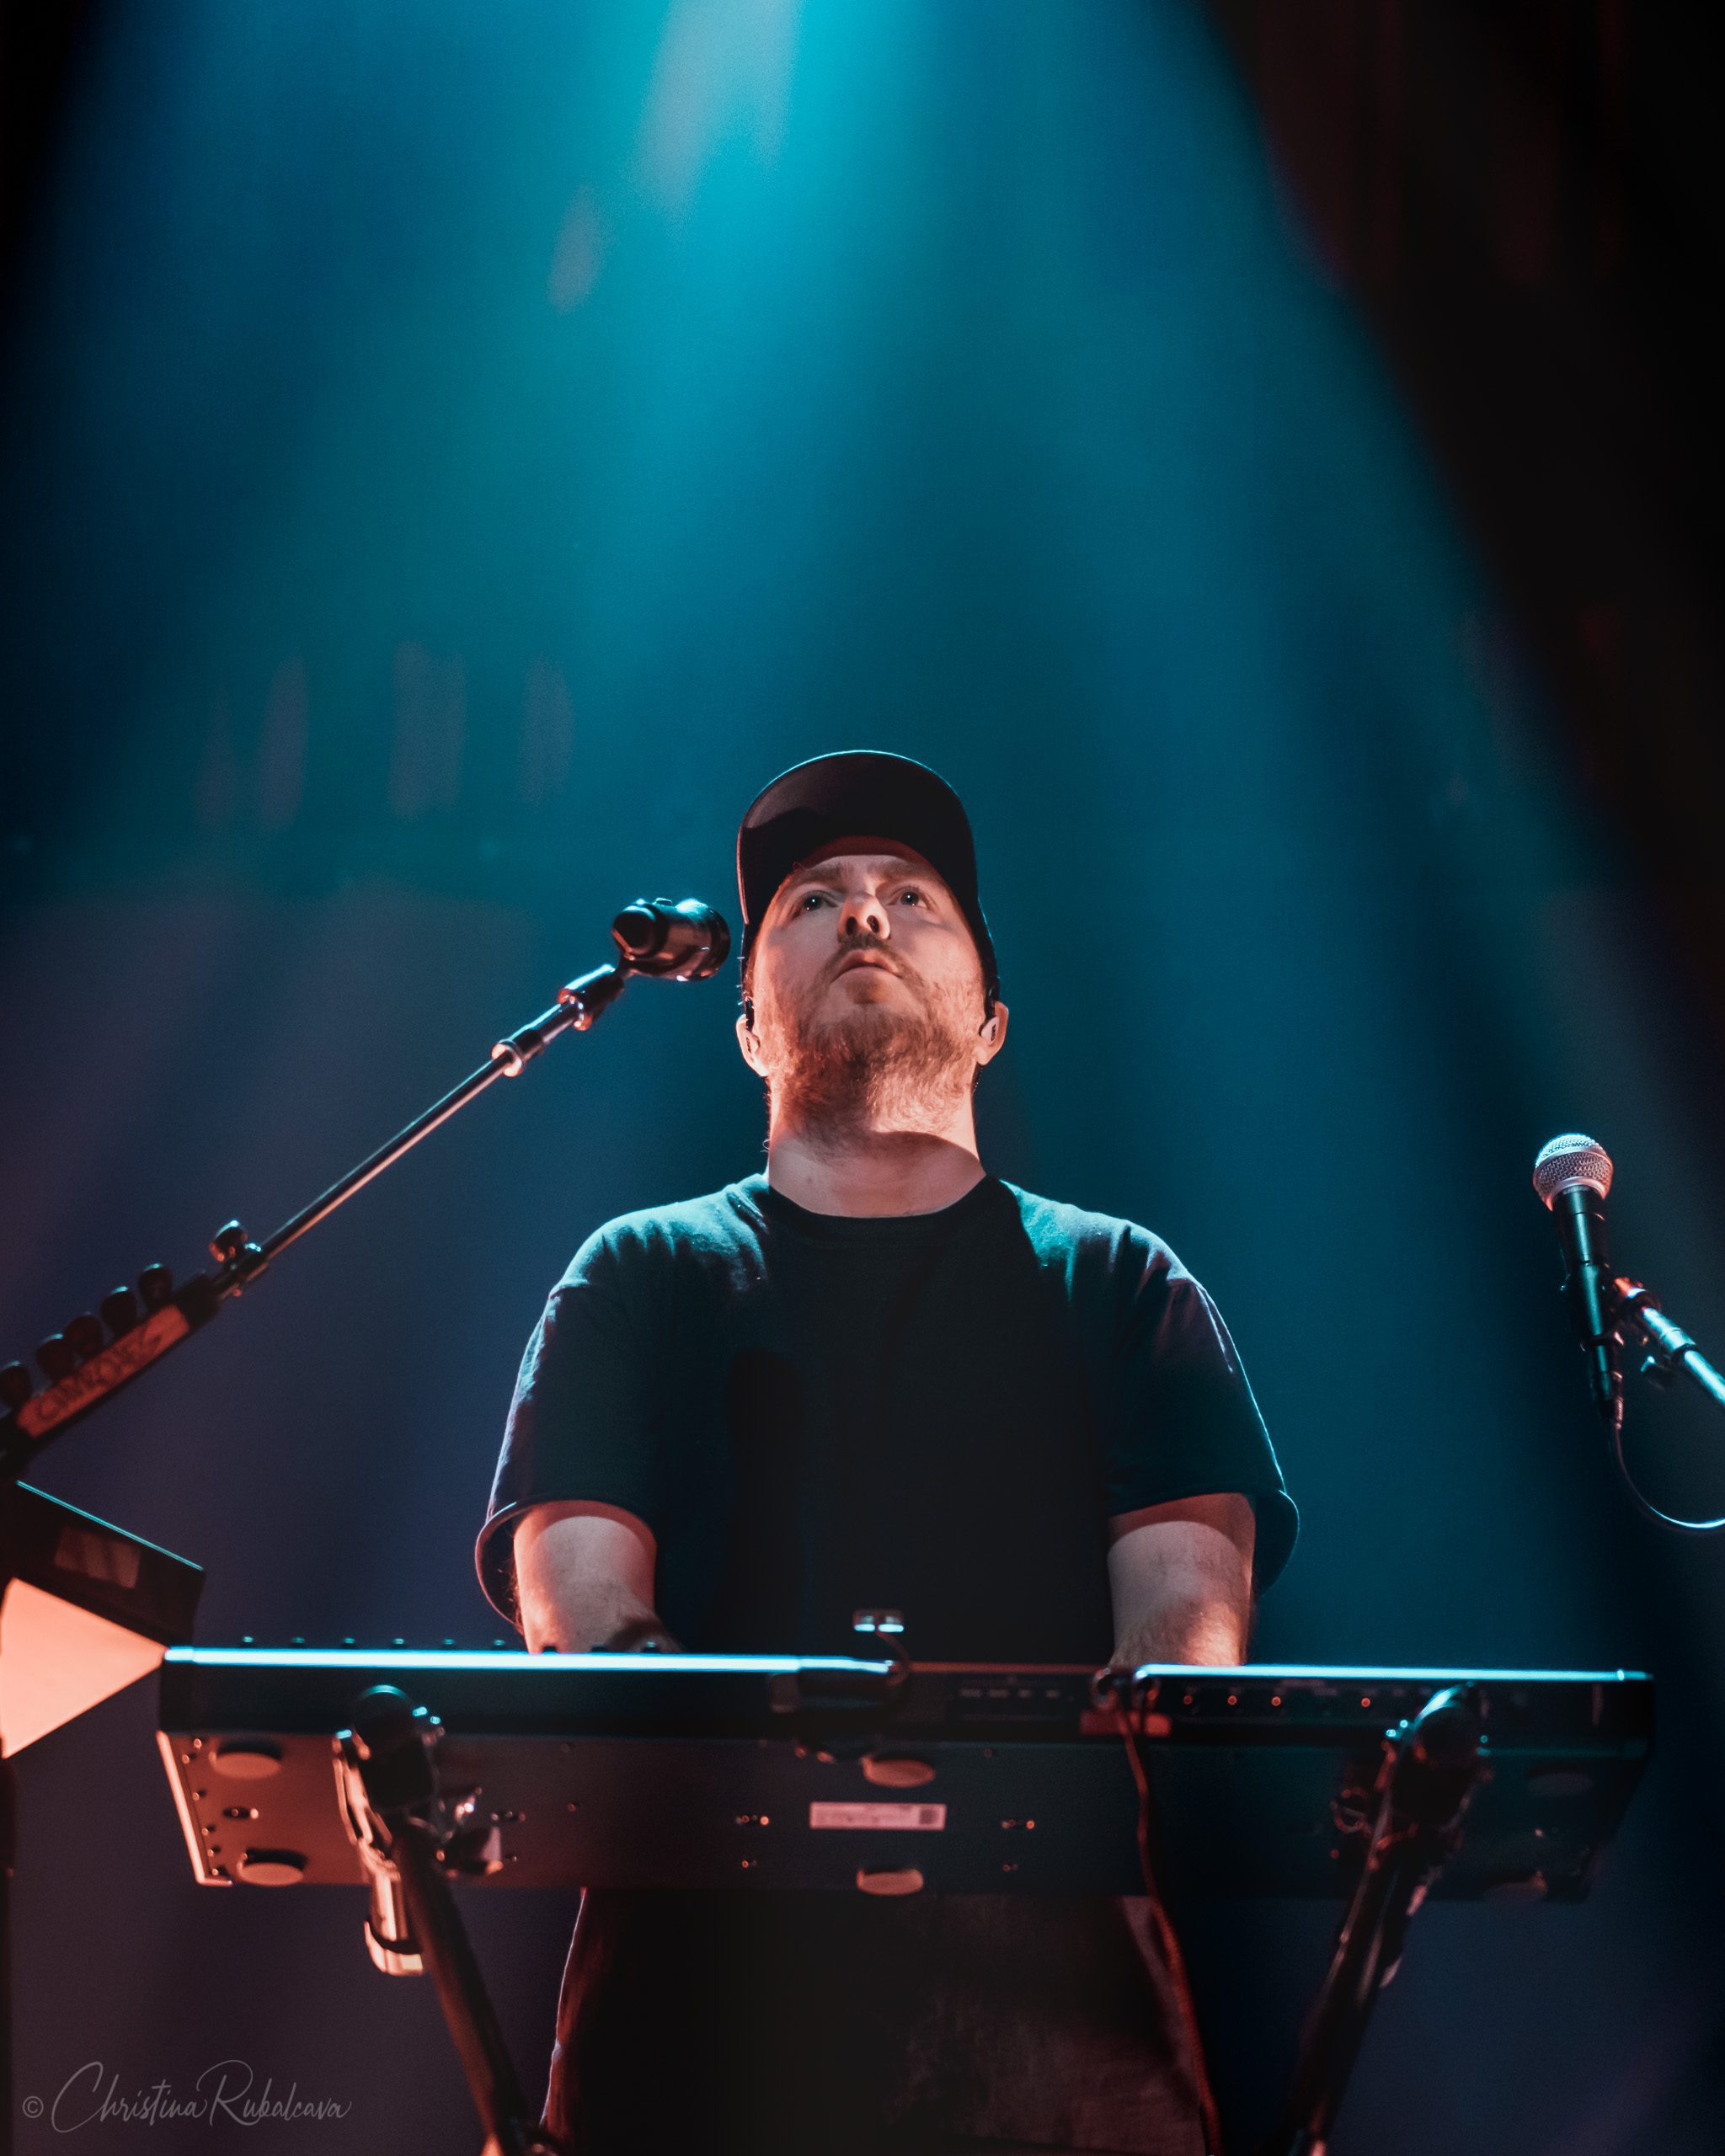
[[1595, 1276, 1725, 1533], [1608, 1278, 1725, 1412]]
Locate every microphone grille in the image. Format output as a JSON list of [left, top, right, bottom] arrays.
[[1532, 1133, 1614, 1208]]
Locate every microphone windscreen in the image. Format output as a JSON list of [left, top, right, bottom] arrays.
[[1532, 1133, 1614, 1208]]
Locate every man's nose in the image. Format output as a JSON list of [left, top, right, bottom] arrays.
[[840, 889, 889, 941]]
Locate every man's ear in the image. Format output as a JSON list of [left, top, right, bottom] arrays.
[[975, 1000, 1009, 1067], [735, 1010, 766, 1076]]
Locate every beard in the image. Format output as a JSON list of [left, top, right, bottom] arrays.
[[761, 969, 977, 1136]]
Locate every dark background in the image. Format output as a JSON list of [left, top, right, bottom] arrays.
[[2, 3, 1722, 2148]]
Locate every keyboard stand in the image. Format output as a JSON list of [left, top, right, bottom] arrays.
[[157, 1652, 1650, 2156], [337, 1684, 568, 2156], [1263, 1684, 1484, 2154]]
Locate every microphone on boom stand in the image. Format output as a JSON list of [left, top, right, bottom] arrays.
[[610, 899, 730, 979], [0, 896, 733, 1468], [1530, 1130, 1725, 1532], [1531, 1134, 1623, 1436]]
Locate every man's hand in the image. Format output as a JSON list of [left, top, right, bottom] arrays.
[[1106, 1492, 1256, 1668], [599, 1614, 683, 1653], [514, 1500, 668, 1654]]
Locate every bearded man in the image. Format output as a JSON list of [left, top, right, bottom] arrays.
[[478, 751, 1297, 2156]]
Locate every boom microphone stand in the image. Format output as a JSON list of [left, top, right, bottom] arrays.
[[0, 898, 729, 1479], [1610, 1279, 1725, 1417], [0, 895, 729, 2156], [1599, 1276, 1725, 1533]]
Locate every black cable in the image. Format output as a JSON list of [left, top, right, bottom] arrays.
[[1610, 1417, 1725, 1534], [1604, 1285, 1725, 1533], [1114, 1676, 1226, 2156]]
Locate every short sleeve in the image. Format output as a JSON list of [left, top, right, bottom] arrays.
[[475, 1229, 666, 1625], [1105, 1246, 1298, 1593]]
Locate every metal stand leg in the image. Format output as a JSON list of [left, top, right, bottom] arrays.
[[338, 1686, 567, 2156], [1264, 1686, 1483, 2156], [0, 1747, 13, 2156]]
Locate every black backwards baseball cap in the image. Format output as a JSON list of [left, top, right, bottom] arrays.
[[736, 751, 999, 1009]]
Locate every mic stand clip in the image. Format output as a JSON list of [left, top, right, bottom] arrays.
[[335, 1685, 566, 2156], [1264, 1684, 1484, 2156], [1608, 1279, 1725, 1417]]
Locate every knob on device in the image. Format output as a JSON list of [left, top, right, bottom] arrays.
[[64, 1314, 104, 1362], [101, 1287, 141, 1336]]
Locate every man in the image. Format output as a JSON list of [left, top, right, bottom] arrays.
[[478, 751, 1296, 2156]]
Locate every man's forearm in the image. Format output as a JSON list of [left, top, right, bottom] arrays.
[[523, 1577, 661, 1655], [1112, 1585, 1249, 1669], [514, 1506, 669, 1654], [1107, 1503, 1256, 1668]]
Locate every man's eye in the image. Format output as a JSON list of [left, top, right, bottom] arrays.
[[798, 891, 834, 912], [895, 888, 927, 906]]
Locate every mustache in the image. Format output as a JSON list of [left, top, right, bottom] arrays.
[[828, 937, 905, 983]]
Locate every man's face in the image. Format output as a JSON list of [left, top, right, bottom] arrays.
[[739, 843, 999, 1114]]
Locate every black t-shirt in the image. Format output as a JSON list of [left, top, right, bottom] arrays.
[[478, 1175, 1296, 2154]]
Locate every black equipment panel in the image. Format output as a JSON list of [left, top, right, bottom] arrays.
[[157, 1651, 1651, 1901]]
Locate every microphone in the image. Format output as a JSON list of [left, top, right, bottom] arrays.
[[1531, 1134, 1623, 1433], [611, 899, 732, 981]]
